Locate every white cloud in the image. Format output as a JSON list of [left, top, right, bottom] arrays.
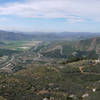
[[0, 0, 100, 22], [67, 18, 84, 23]]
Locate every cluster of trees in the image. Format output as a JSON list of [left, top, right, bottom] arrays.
[[0, 49, 22, 57]]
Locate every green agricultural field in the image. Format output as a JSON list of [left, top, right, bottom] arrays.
[[1, 41, 42, 51]]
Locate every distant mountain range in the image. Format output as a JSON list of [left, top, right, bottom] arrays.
[[0, 30, 33, 41], [0, 30, 100, 41]]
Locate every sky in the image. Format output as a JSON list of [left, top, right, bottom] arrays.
[[0, 0, 100, 32]]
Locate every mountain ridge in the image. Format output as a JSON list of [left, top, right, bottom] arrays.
[[0, 30, 100, 41]]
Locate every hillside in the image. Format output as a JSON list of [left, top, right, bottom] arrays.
[[38, 41, 98, 59], [0, 59, 100, 100], [78, 37, 100, 53], [0, 35, 100, 100]]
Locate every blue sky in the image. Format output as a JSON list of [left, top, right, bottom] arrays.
[[0, 0, 100, 32]]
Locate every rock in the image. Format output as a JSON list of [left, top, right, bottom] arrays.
[[82, 93, 89, 98], [43, 98, 48, 100], [92, 88, 96, 92]]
